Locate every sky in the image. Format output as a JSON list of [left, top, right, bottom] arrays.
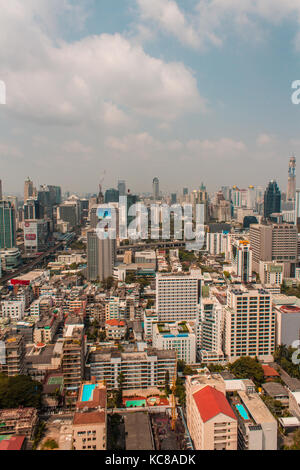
[[1, 0, 300, 196]]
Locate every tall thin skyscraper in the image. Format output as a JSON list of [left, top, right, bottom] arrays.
[[0, 180, 2, 200], [118, 180, 126, 197], [264, 180, 281, 219], [287, 156, 296, 201], [24, 177, 34, 202], [0, 201, 16, 249], [153, 177, 160, 200]]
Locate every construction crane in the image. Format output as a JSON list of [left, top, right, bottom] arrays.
[[171, 352, 178, 431]]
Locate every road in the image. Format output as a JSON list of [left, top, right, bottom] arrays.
[[0, 241, 65, 285]]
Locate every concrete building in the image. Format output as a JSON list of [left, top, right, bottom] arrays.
[[224, 285, 275, 362], [0, 335, 25, 376], [273, 295, 300, 347], [152, 321, 196, 363], [1, 300, 25, 320], [198, 296, 225, 364], [62, 325, 85, 394], [231, 240, 253, 283], [186, 374, 237, 450], [105, 320, 126, 340], [259, 261, 284, 286], [249, 223, 298, 277], [87, 230, 116, 282], [156, 271, 202, 322], [88, 348, 176, 390], [73, 380, 107, 451], [0, 200, 16, 249]]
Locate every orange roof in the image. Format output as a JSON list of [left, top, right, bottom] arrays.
[[0, 436, 25, 451], [262, 365, 279, 377], [193, 386, 236, 423], [73, 411, 105, 426], [106, 320, 125, 327]]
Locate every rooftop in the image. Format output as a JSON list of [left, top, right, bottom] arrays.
[[193, 385, 236, 423]]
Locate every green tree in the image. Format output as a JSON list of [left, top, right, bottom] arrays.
[[229, 357, 264, 385], [0, 374, 42, 409]]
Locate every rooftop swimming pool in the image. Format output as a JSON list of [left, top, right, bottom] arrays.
[[125, 399, 146, 408], [81, 384, 96, 402], [236, 404, 250, 421]]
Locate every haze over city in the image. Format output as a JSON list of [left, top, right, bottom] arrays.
[[2, 0, 300, 194]]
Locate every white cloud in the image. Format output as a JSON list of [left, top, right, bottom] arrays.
[[256, 133, 277, 147], [136, 0, 300, 50], [0, 1, 204, 125]]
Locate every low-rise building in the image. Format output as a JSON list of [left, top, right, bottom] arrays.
[[152, 321, 196, 363]]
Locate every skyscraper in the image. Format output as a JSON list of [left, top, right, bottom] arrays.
[[24, 199, 40, 220], [0, 201, 16, 249], [0, 180, 2, 201], [24, 177, 35, 202], [87, 230, 116, 281], [153, 177, 160, 200], [264, 180, 281, 219], [287, 156, 296, 201], [118, 180, 126, 197]]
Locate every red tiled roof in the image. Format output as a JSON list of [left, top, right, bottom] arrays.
[[193, 386, 236, 423], [106, 320, 125, 327], [73, 411, 105, 426], [0, 436, 25, 451], [262, 365, 279, 377]]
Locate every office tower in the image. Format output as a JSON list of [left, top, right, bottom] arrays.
[[264, 180, 281, 219], [59, 197, 81, 229], [118, 180, 126, 197], [249, 223, 298, 276], [24, 177, 36, 202], [287, 156, 296, 201], [231, 186, 242, 208], [153, 177, 160, 200], [0, 201, 16, 249], [224, 285, 275, 362], [87, 230, 116, 281], [48, 185, 62, 205], [231, 240, 253, 283], [247, 185, 256, 209], [156, 271, 202, 322], [37, 185, 52, 218], [104, 188, 119, 204], [23, 220, 49, 254], [0, 180, 2, 200], [171, 193, 177, 204], [24, 199, 40, 220], [183, 188, 189, 196], [221, 186, 231, 202]]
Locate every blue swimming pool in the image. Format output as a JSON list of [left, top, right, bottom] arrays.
[[81, 384, 96, 402], [236, 404, 250, 420]]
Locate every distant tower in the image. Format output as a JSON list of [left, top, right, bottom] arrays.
[[97, 184, 104, 204], [0, 179, 2, 201], [153, 177, 160, 200], [287, 156, 296, 201], [264, 180, 281, 219], [118, 180, 126, 197], [24, 177, 34, 202]]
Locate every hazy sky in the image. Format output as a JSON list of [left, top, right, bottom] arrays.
[[1, 0, 300, 196]]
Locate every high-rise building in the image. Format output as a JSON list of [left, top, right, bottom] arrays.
[[153, 177, 160, 200], [23, 220, 49, 254], [249, 223, 298, 276], [156, 271, 202, 322], [264, 180, 281, 219], [24, 177, 35, 202], [224, 285, 275, 362], [104, 188, 119, 204], [118, 180, 126, 197], [0, 201, 16, 249], [24, 199, 40, 220], [0, 180, 2, 201], [87, 230, 116, 281], [287, 156, 296, 201], [231, 240, 253, 283]]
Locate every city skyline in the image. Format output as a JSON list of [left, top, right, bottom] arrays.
[[1, 1, 300, 193]]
